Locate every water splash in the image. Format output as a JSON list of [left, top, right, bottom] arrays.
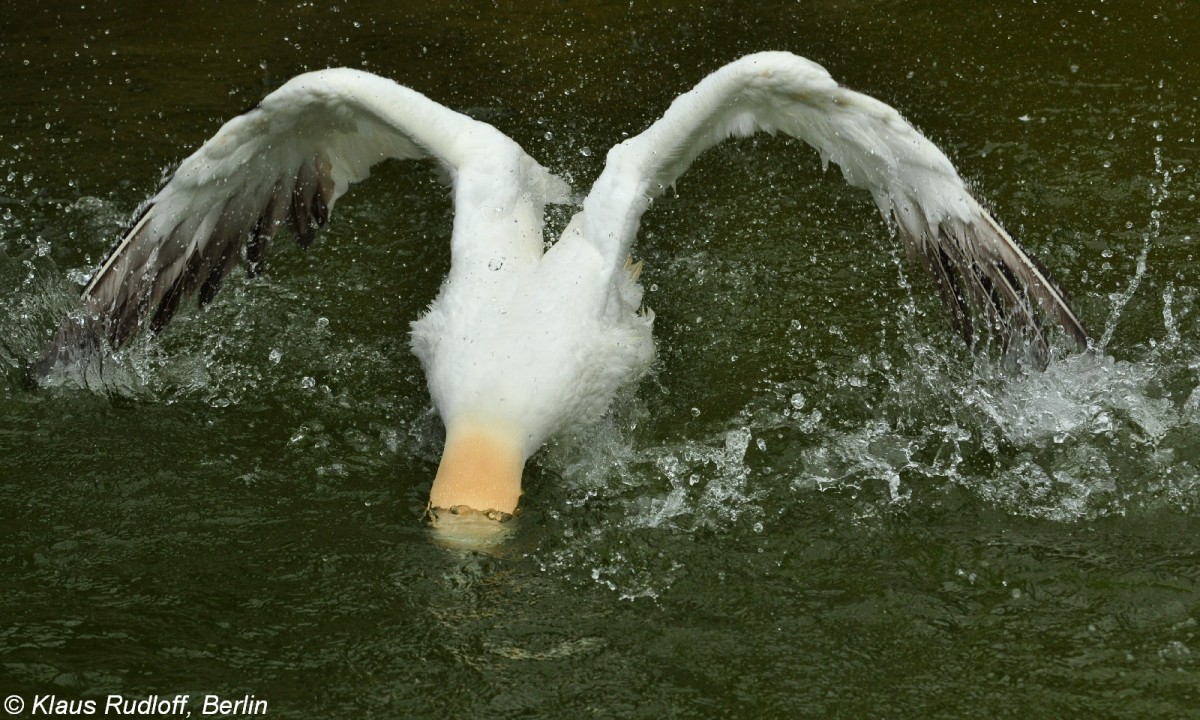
[[1096, 133, 1171, 351], [536, 391, 763, 600], [544, 392, 761, 533]]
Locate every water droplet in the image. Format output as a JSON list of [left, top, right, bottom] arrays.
[[1158, 641, 1191, 661], [300, 376, 315, 390], [690, 407, 701, 418], [789, 392, 806, 410], [796, 409, 822, 433], [487, 258, 503, 271], [269, 348, 282, 364], [579, 146, 592, 157]]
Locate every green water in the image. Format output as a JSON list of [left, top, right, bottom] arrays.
[[2, 1, 1199, 717]]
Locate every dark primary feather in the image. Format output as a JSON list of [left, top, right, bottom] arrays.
[[584, 52, 1089, 369], [900, 199, 1088, 367], [31, 66, 572, 380], [33, 152, 334, 376]]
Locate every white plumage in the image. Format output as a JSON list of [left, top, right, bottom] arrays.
[[37, 52, 1087, 520]]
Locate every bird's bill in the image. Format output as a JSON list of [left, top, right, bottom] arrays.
[[428, 420, 525, 518]]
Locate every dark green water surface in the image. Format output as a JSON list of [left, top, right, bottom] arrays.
[[2, 1, 1199, 717]]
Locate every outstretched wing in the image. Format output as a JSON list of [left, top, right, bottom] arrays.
[[582, 51, 1087, 364], [36, 68, 569, 375]]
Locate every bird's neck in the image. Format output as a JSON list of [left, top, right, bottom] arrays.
[[429, 419, 525, 517]]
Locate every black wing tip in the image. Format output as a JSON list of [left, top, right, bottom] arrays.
[[30, 312, 106, 382], [289, 155, 335, 249], [906, 220, 1089, 370]]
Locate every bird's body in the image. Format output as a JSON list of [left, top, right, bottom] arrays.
[[37, 53, 1087, 522], [413, 212, 655, 515]]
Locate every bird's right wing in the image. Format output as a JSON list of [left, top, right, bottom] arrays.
[[582, 51, 1087, 365], [36, 68, 569, 375]]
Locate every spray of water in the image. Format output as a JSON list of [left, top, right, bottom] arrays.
[[529, 120, 1200, 596]]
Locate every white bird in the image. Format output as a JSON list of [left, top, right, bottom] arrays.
[[37, 52, 1088, 522]]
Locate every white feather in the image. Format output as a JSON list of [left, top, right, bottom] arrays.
[[40, 54, 1086, 512]]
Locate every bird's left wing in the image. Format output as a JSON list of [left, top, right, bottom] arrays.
[[36, 68, 569, 375], [582, 51, 1087, 365]]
